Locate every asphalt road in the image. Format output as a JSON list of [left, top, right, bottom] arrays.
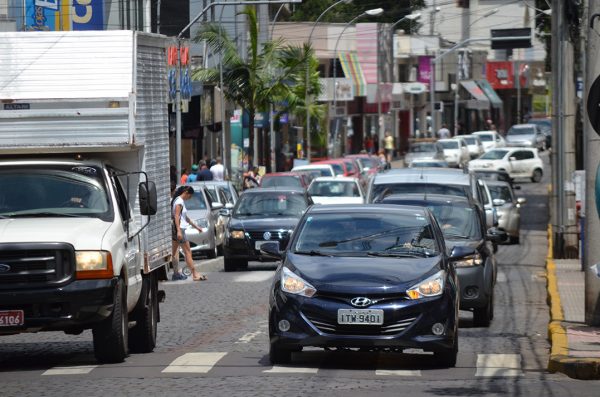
[[1, 151, 600, 396]]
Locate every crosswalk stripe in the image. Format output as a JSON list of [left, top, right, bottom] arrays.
[[263, 366, 319, 374], [375, 369, 422, 376], [475, 354, 522, 377], [42, 365, 97, 376], [162, 352, 227, 373], [233, 272, 274, 283]]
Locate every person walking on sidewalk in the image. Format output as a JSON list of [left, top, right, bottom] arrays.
[[210, 156, 225, 181], [384, 130, 394, 163], [171, 186, 207, 281]]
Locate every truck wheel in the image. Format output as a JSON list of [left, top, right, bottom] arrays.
[[93, 278, 128, 363], [128, 275, 158, 353]]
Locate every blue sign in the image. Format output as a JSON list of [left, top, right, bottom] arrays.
[[72, 0, 104, 30]]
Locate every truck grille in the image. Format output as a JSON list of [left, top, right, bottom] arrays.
[[0, 243, 75, 289]]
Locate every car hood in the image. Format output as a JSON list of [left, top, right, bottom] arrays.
[[229, 216, 300, 231], [287, 253, 443, 294], [0, 217, 111, 249], [312, 196, 363, 205]]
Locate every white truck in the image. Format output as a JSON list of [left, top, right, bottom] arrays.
[[0, 31, 172, 363]]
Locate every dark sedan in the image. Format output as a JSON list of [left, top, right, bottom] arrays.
[[265, 204, 477, 367], [378, 194, 506, 326], [222, 187, 312, 271]]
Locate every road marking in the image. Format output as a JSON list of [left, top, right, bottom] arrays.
[[375, 369, 422, 376], [497, 271, 507, 283], [475, 354, 522, 377], [235, 330, 264, 344], [162, 352, 227, 373], [263, 366, 318, 374], [233, 272, 274, 283], [42, 365, 96, 376]]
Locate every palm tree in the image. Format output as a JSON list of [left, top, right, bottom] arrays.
[[192, 6, 321, 169]]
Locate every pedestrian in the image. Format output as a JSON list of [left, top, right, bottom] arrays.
[[179, 168, 189, 185], [171, 186, 207, 281], [210, 156, 225, 181], [365, 135, 374, 154], [243, 167, 260, 190], [187, 164, 199, 183], [197, 161, 213, 181], [437, 124, 451, 139], [377, 148, 389, 170], [384, 130, 394, 163]]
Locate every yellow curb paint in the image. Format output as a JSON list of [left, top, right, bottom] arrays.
[[546, 224, 568, 360]]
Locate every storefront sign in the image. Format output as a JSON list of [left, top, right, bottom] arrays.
[[486, 61, 514, 89], [418, 56, 433, 84]]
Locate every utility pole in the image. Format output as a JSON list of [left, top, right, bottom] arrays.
[[584, 0, 600, 325], [429, 0, 436, 36]]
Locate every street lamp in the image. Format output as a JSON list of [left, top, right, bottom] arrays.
[[174, 0, 301, 179], [331, 8, 384, 158], [305, 0, 352, 162]]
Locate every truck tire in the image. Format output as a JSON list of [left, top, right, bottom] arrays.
[[93, 278, 128, 363], [128, 274, 158, 353]]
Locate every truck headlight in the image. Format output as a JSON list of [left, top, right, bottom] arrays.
[[281, 267, 316, 297], [406, 270, 445, 300], [230, 230, 245, 239], [75, 251, 113, 280], [453, 253, 483, 268]]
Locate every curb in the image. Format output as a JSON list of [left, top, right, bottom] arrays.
[[546, 225, 600, 379]]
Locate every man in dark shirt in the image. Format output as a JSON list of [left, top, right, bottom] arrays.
[[197, 161, 213, 181]]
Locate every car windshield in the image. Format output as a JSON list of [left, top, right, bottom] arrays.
[[233, 192, 307, 217], [261, 176, 302, 188], [462, 137, 477, 145], [295, 167, 333, 177], [480, 149, 509, 160], [308, 181, 360, 197], [293, 212, 440, 257], [477, 134, 493, 142], [186, 192, 208, 210], [356, 158, 376, 169], [0, 165, 111, 220], [410, 143, 436, 153], [330, 164, 345, 176], [439, 141, 459, 149], [508, 127, 534, 135], [372, 183, 469, 202], [488, 185, 514, 203], [410, 161, 445, 168]]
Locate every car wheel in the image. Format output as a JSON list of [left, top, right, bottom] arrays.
[[473, 290, 493, 327], [269, 342, 292, 365], [509, 235, 520, 244], [531, 168, 543, 183], [434, 337, 457, 368], [93, 278, 128, 363], [217, 243, 224, 256]]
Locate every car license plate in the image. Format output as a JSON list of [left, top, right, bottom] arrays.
[[0, 310, 24, 327], [255, 241, 278, 250], [337, 309, 383, 325]]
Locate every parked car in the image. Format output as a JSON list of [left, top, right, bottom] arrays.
[[377, 194, 505, 326], [487, 180, 526, 244], [408, 159, 449, 168], [527, 117, 552, 149], [468, 148, 544, 183], [265, 204, 473, 366], [307, 177, 365, 205], [438, 138, 471, 168], [181, 184, 225, 258], [291, 164, 336, 178], [313, 158, 360, 178], [222, 187, 313, 271], [505, 124, 546, 151], [455, 134, 485, 159], [260, 172, 311, 190], [403, 141, 445, 166], [472, 131, 506, 152], [471, 169, 519, 190]]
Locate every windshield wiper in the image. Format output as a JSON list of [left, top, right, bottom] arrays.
[[443, 233, 472, 239], [366, 251, 422, 258], [7, 212, 80, 218], [383, 245, 437, 257], [294, 250, 332, 257]]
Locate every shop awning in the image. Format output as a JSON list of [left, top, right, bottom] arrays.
[[460, 80, 490, 109], [339, 52, 366, 97], [476, 80, 503, 108]]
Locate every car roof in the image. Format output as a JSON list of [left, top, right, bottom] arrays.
[[262, 172, 301, 177], [472, 130, 498, 135], [310, 176, 357, 183], [292, 164, 333, 170], [306, 203, 431, 217], [373, 168, 470, 185], [242, 187, 306, 194], [509, 123, 536, 129], [380, 193, 473, 206]]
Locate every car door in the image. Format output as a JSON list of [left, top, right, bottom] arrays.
[[509, 150, 528, 177]]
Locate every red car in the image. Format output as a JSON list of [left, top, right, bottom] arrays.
[[344, 154, 384, 178], [259, 172, 311, 189], [312, 158, 359, 178]]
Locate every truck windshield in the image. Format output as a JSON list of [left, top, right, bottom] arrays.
[[0, 165, 112, 220]]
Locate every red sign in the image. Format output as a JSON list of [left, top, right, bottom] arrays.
[[486, 61, 514, 89]]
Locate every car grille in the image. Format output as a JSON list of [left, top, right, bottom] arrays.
[[247, 230, 290, 241], [0, 243, 75, 289], [302, 310, 419, 336]]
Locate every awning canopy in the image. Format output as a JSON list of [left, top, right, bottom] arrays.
[[476, 80, 503, 108], [339, 52, 366, 97], [460, 80, 490, 110]]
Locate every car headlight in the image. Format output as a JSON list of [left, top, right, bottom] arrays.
[[281, 267, 316, 297], [406, 270, 445, 300], [195, 219, 210, 230], [75, 251, 113, 280], [230, 230, 245, 239], [453, 253, 483, 268]]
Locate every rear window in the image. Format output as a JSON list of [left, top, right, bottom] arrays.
[[371, 183, 469, 202], [477, 134, 493, 142], [410, 143, 435, 153], [439, 141, 459, 149], [508, 127, 534, 135], [261, 176, 302, 188]]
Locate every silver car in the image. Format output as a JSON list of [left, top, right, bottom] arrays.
[[487, 180, 526, 244], [505, 124, 546, 151], [182, 185, 225, 258], [404, 141, 446, 166]]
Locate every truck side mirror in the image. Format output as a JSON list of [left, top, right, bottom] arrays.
[[139, 181, 158, 215]]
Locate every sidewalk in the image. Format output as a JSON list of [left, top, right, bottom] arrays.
[[547, 230, 600, 379]]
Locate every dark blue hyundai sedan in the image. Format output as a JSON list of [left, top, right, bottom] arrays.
[[265, 204, 477, 367]]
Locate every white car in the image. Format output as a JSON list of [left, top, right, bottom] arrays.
[[291, 164, 338, 177], [468, 148, 544, 183], [307, 177, 365, 205], [437, 138, 470, 168], [472, 130, 506, 152], [456, 134, 485, 159]]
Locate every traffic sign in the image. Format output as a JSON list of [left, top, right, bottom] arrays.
[[587, 75, 600, 135]]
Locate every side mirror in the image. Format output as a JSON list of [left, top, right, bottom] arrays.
[[225, 203, 234, 209], [139, 181, 157, 215], [517, 197, 527, 205], [493, 198, 506, 206], [449, 246, 477, 260], [211, 202, 224, 211], [486, 227, 507, 243], [260, 242, 283, 259], [219, 208, 231, 217]]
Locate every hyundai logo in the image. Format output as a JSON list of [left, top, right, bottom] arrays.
[[263, 231, 272, 240], [0, 264, 10, 273], [350, 297, 373, 307]]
